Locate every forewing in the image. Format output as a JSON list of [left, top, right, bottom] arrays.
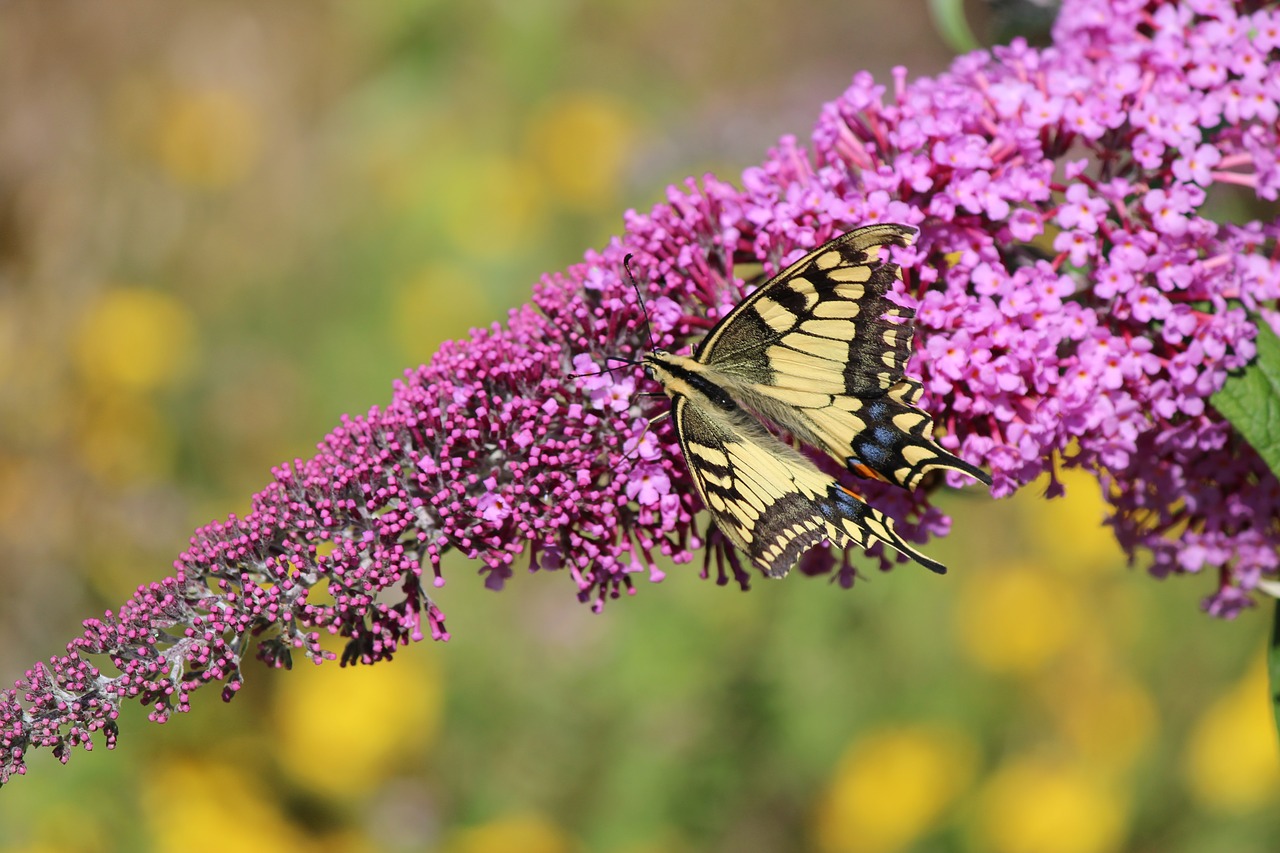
[[696, 223, 917, 394], [696, 223, 990, 490], [671, 392, 944, 577]]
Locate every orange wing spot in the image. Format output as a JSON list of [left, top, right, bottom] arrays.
[[837, 483, 871, 500], [848, 462, 889, 483]]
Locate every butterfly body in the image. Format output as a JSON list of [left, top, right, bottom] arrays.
[[641, 223, 990, 578]]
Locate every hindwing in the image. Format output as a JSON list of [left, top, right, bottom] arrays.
[[669, 385, 943, 577], [697, 224, 991, 490]]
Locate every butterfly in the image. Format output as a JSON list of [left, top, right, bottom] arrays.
[[640, 223, 990, 577]]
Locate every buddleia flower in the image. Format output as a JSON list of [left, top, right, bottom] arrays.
[[4, 0, 1280, 785]]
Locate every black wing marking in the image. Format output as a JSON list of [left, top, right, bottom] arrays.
[[694, 224, 990, 489], [671, 391, 944, 577]]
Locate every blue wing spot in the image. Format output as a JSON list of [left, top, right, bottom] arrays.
[[872, 425, 897, 445], [853, 442, 893, 467], [828, 485, 869, 520]]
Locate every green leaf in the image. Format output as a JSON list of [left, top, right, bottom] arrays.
[[1216, 322, 1280, 743], [1210, 320, 1280, 480], [927, 0, 981, 54]]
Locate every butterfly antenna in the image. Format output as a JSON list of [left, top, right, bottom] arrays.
[[568, 355, 643, 379], [569, 254, 656, 380], [623, 253, 660, 353]]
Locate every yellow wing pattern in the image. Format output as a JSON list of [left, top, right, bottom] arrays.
[[699, 224, 991, 490], [637, 223, 989, 578], [670, 389, 943, 576]]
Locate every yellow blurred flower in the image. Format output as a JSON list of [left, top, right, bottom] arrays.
[[273, 652, 443, 799], [972, 756, 1128, 853], [813, 724, 978, 853], [74, 288, 198, 392], [142, 756, 309, 853], [1030, 467, 1124, 576], [525, 92, 634, 210], [393, 262, 497, 360], [447, 812, 576, 853], [1182, 651, 1280, 812], [954, 563, 1082, 676], [155, 87, 261, 190]]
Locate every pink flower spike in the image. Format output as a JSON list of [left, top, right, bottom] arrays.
[[6, 0, 1280, 788]]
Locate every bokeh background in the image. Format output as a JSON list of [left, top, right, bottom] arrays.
[[1, 1, 1277, 851]]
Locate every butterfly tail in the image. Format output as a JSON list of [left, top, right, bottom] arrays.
[[822, 484, 947, 575], [849, 379, 992, 490], [927, 446, 992, 487]]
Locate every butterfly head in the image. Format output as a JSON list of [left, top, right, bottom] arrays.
[[641, 350, 671, 392]]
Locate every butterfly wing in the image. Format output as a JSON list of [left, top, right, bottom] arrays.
[[697, 223, 990, 489], [669, 388, 944, 577]]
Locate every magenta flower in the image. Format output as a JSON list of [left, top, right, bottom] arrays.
[[4, 0, 1280, 785]]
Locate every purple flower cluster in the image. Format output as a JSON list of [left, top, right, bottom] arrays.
[[4, 0, 1280, 784]]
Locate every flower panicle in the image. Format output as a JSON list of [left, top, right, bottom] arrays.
[[6, 0, 1280, 785]]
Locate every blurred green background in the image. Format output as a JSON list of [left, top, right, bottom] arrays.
[[0, 2, 1277, 851]]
